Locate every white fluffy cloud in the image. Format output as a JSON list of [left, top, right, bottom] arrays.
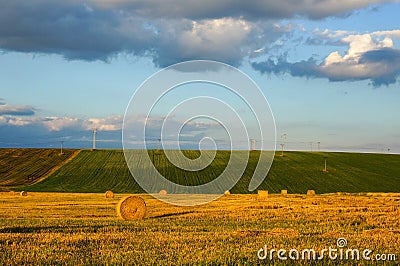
[[180, 19, 250, 58], [0, 113, 122, 131], [0, 114, 123, 147], [320, 32, 395, 79], [253, 29, 400, 86], [320, 31, 400, 85]]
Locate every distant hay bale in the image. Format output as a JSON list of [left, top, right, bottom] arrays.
[[307, 190, 316, 196], [258, 190, 268, 200], [224, 190, 231, 195], [281, 190, 288, 196], [159, 190, 167, 196], [116, 196, 146, 220], [20, 191, 28, 196], [105, 190, 114, 198]]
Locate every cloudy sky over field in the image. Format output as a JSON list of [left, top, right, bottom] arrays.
[[0, 0, 399, 152]]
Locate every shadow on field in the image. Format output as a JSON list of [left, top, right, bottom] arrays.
[[150, 211, 195, 219], [0, 225, 105, 234]]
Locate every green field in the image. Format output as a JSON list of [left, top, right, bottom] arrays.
[[0, 149, 77, 189], [9, 149, 400, 194]]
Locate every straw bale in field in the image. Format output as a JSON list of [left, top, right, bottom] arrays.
[[20, 191, 28, 196], [281, 190, 288, 196], [117, 196, 146, 220], [258, 190, 268, 200], [159, 190, 167, 196], [105, 190, 114, 198], [307, 190, 316, 196]]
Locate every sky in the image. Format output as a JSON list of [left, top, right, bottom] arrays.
[[0, 0, 399, 153]]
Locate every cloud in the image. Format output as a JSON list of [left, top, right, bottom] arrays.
[[253, 30, 400, 86], [0, 1, 275, 66], [43, 116, 124, 132], [0, 112, 225, 148], [305, 29, 355, 46], [90, 0, 391, 20], [86, 116, 122, 131], [0, 1, 154, 61], [0, 100, 35, 116], [0, 114, 124, 148], [0, 114, 122, 130], [0, 0, 392, 67], [124, 114, 220, 141], [374, 29, 400, 39], [148, 18, 275, 67], [0, 99, 120, 133]]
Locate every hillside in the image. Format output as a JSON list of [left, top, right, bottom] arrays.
[[0, 148, 77, 190], [19, 149, 400, 194]]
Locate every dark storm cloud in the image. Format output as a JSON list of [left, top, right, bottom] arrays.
[[91, 0, 389, 20], [0, 0, 391, 67], [0, 1, 155, 61]]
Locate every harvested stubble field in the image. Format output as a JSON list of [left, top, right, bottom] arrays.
[[0, 192, 399, 265]]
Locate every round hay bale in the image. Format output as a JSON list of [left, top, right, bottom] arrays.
[[281, 190, 288, 196], [307, 190, 315, 196], [105, 190, 114, 198], [224, 190, 231, 195], [159, 190, 167, 196], [116, 196, 146, 220], [20, 191, 28, 196]]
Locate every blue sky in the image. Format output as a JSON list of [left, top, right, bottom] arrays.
[[0, 0, 399, 152]]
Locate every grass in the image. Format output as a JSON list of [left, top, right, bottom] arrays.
[[0, 192, 399, 265], [21, 149, 400, 194], [0, 148, 76, 189]]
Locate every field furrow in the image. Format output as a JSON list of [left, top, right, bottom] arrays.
[[9, 149, 399, 194]]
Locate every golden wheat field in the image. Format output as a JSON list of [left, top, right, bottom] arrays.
[[0, 192, 399, 265]]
